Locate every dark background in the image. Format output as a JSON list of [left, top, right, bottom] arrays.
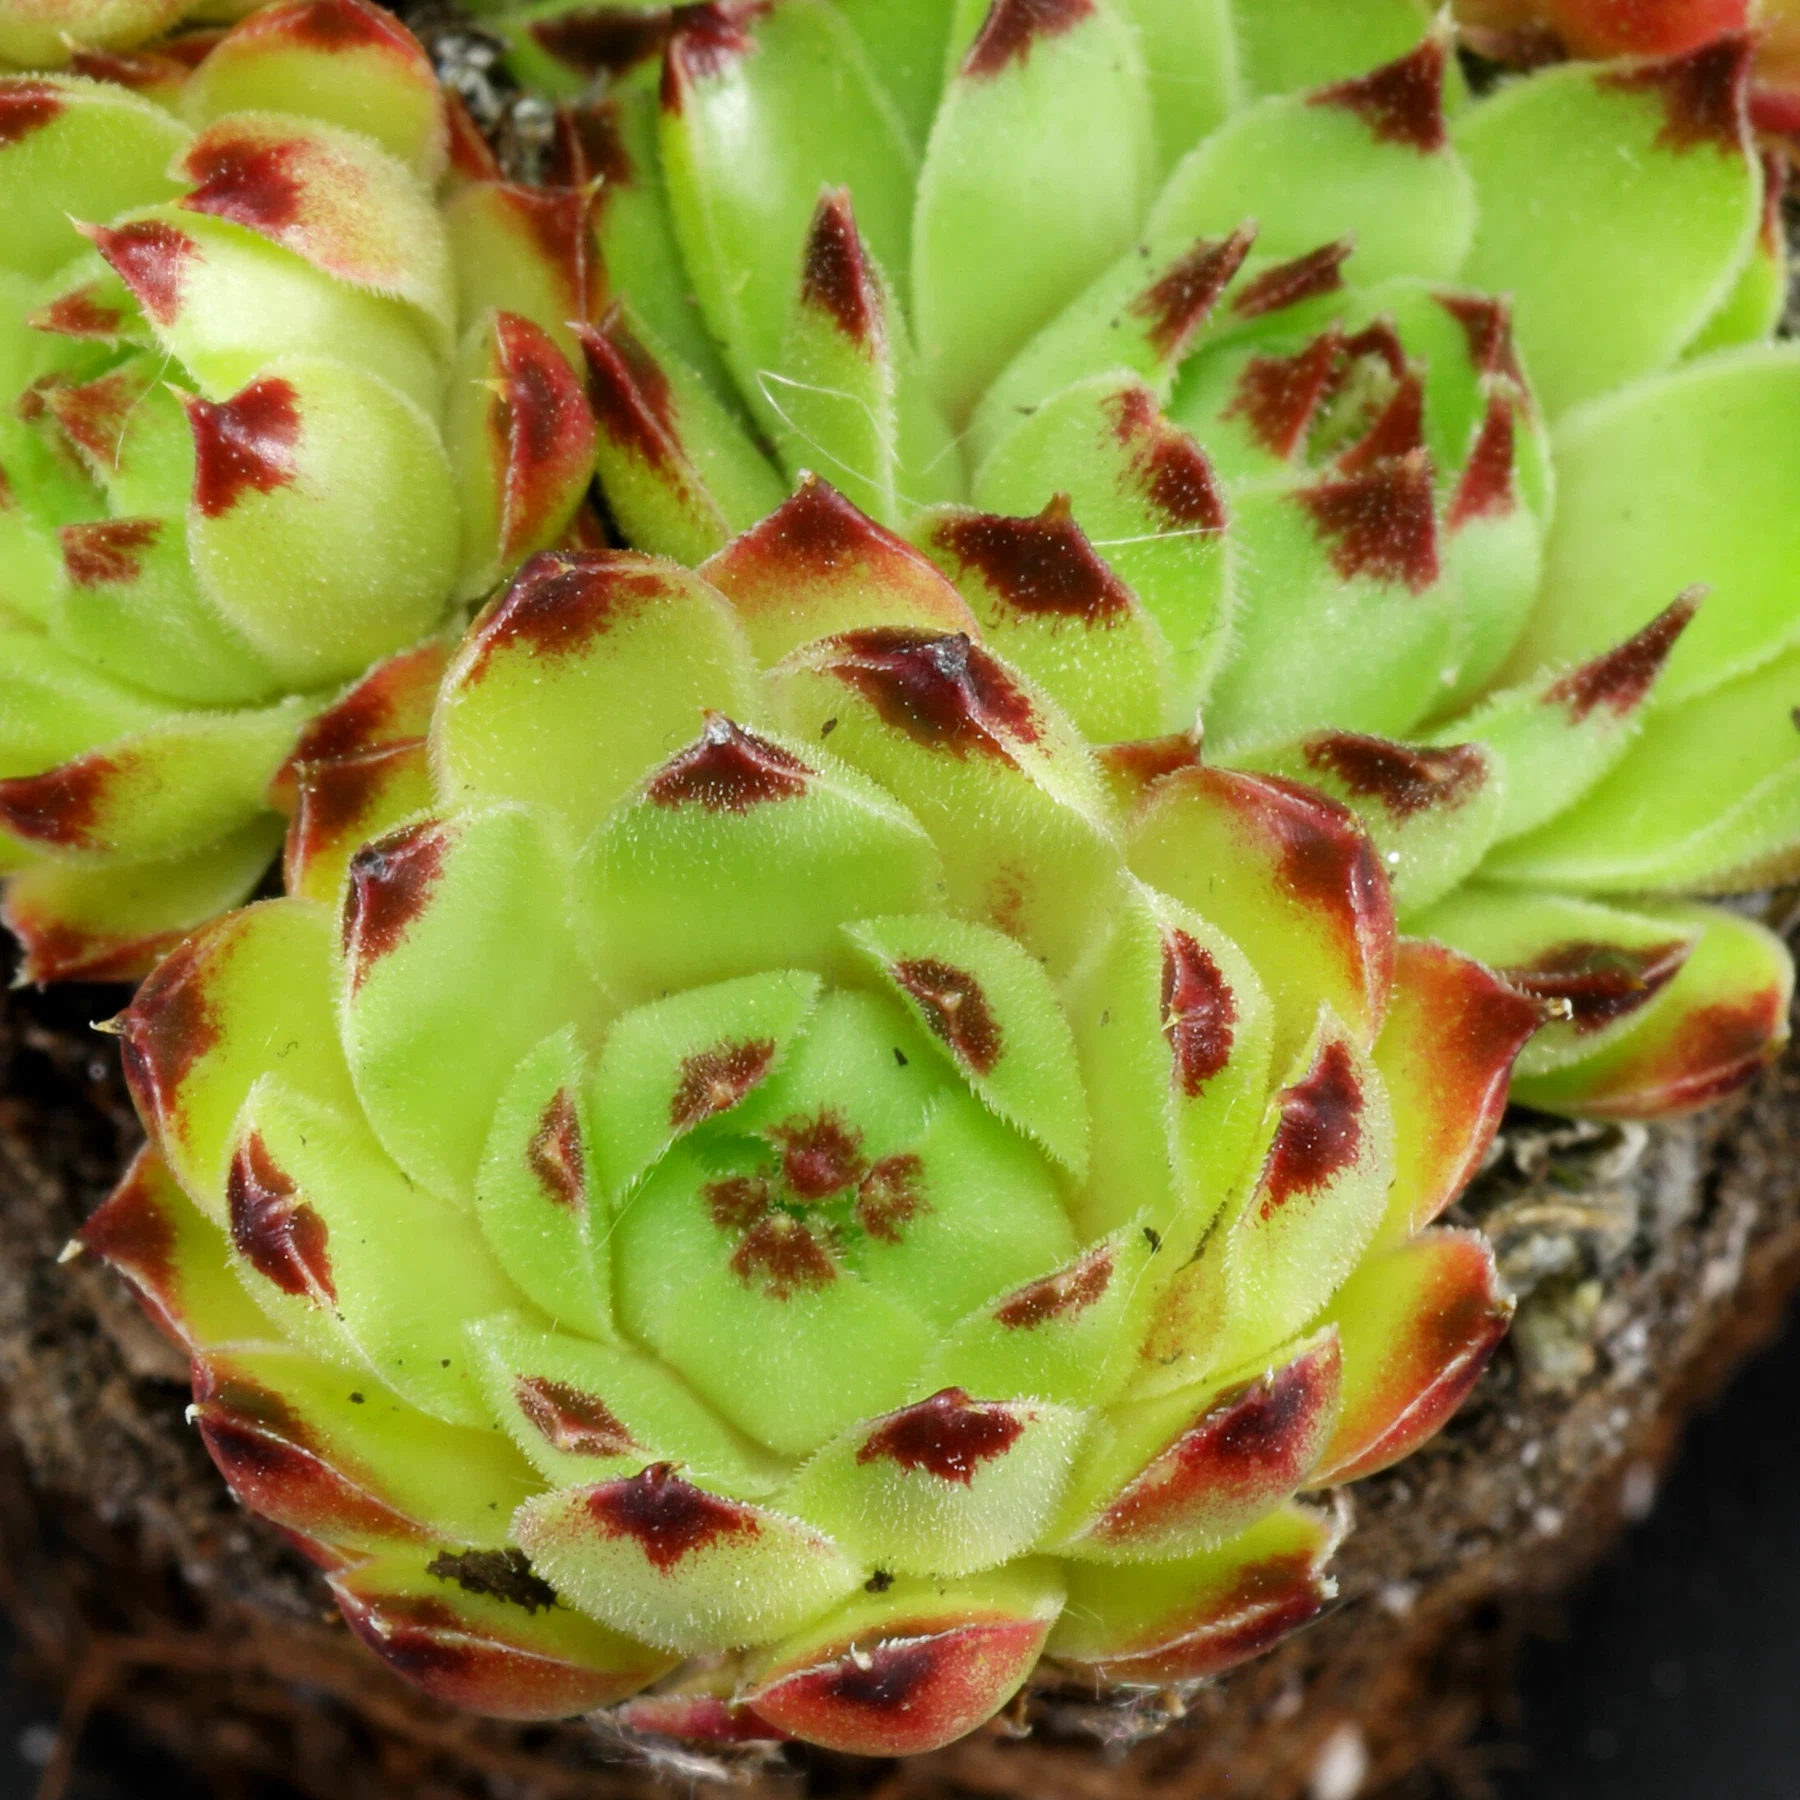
[[0, 1313, 1795, 1799]]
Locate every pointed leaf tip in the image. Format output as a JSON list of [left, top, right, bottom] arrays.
[[1296, 448, 1440, 593], [80, 218, 198, 327], [183, 378, 304, 519], [1130, 225, 1257, 361], [1230, 240, 1355, 320], [962, 0, 1095, 78], [1301, 735, 1489, 823], [1601, 32, 1754, 154], [1543, 589, 1703, 721], [1310, 33, 1450, 153], [800, 189, 880, 347]]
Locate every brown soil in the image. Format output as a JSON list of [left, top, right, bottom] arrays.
[[0, 973, 1797, 1800]]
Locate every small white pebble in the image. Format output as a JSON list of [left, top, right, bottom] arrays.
[[17, 1723, 57, 1768], [1309, 1723, 1369, 1800], [1619, 1461, 1658, 1522], [1532, 1505, 1565, 1538], [1377, 1582, 1418, 1618], [1268, 1676, 1305, 1722], [1519, 1439, 1541, 1468]]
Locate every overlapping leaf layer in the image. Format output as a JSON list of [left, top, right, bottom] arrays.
[[85, 521, 1538, 1747], [38, 0, 1800, 1758], [466, 0, 1799, 1120], [0, 0, 595, 978]]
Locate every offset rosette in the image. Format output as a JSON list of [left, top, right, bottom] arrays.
[[83, 512, 1539, 1748], [0, 0, 595, 979], [479, 0, 1799, 1120]]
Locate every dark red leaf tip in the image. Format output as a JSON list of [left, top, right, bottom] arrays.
[[1436, 293, 1528, 393], [1501, 937, 1693, 1035], [45, 367, 147, 471], [1225, 771, 1395, 950], [185, 376, 303, 519], [1310, 35, 1449, 152], [228, 1130, 337, 1303], [28, 284, 127, 340], [801, 188, 879, 346], [444, 89, 503, 184], [528, 1088, 586, 1211], [1229, 240, 1354, 320], [193, 1365, 427, 1548], [67, 46, 189, 88], [855, 1152, 929, 1244], [1445, 387, 1517, 531], [733, 472, 929, 577], [932, 497, 1134, 628], [662, 3, 762, 110], [585, 1463, 759, 1568], [489, 311, 595, 560], [287, 740, 424, 880], [731, 1212, 838, 1297], [468, 550, 668, 676], [78, 1158, 178, 1327], [515, 1375, 638, 1458], [271, 0, 419, 51], [61, 517, 160, 589], [645, 714, 811, 812], [116, 932, 222, 1133], [705, 1136, 858, 1298], [1302, 732, 1488, 821], [1130, 225, 1258, 360], [180, 127, 305, 233], [1224, 329, 1345, 461], [993, 1245, 1113, 1329], [1631, 985, 1788, 1112], [578, 310, 680, 472], [0, 78, 63, 148], [1107, 387, 1229, 531], [1543, 590, 1702, 721], [544, 100, 632, 190], [82, 219, 199, 328], [889, 957, 1004, 1075], [828, 629, 1042, 760], [962, 0, 1093, 78], [0, 755, 116, 851], [856, 1389, 1025, 1484], [1258, 1037, 1364, 1217], [1295, 448, 1440, 593], [1601, 33, 1753, 154], [1098, 731, 1203, 802], [494, 183, 597, 320], [341, 817, 451, 986], [1335, 370, 1426, 475], [771, 1109, 867, 1200], [669, 1038, 777, 1132], [1089, 1343, 1341, 1551], [1161, 929, 1237, 1098], [531, 9, 674, 85]]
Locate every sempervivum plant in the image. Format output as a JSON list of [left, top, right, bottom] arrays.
[[80, 524, 1546, 1747], [478, 0, 1800, 1121], [0, 0, 597, 979]]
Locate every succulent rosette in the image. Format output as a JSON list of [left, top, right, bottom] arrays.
[[0, 0, 597, 979], [474, 0, 1800, 1121], [80, 508, 1546, 1746]]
